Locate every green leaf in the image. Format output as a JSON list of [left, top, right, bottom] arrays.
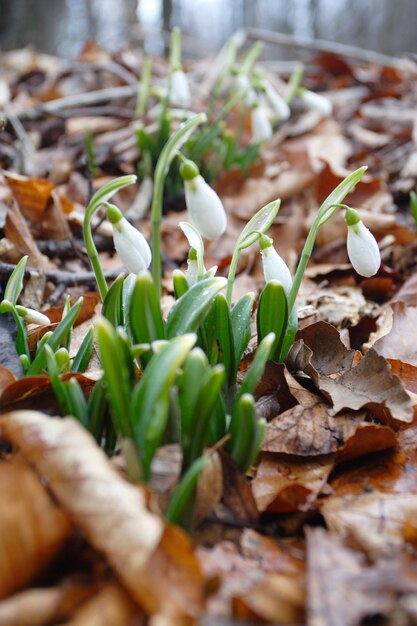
[[207, 293, 235, 388], [166, 277, 227, 338], [88, 377, 109, 443], [173, 270, 189, 299], [131, 333, 196, 480], [45, 345, 70, 416], [229, 393, 257, 472], [183, 364, 225, 469], [4, 256, 28, 305], [318, 166, 367, 225], [71, 327, 94, 373], [128, 272, 165, 345], [96, 317, 134, 439], [257, 280, 288, 362], [102, 274, 125, 327], [65, 377, 89, 427], [178, 348, 210, 436], [278, 306, 298, 362], [411, 191, 417, 229], [237, 332, 275, 400], [0, 300, 30, 359], [27, 298, 83, 376], [231, 292, 254, 366], [165, 455, 208, 525], [238, 199, 281, 250]]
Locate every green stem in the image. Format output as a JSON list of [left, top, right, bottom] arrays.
[[170, 27, 182, 72], [284, 63, 304, 105], [151, 113, 207, 297], [83, 175, 137, 301], [240, 41, 264, 75], [136, 57, 153, 116], [226, 247, 241, 308], [287, 222, 318, 313]]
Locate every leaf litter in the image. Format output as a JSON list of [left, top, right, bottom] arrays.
[[1, 37, 417, 626]]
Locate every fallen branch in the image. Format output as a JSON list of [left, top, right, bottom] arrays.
[[0, 261, 121, 287]]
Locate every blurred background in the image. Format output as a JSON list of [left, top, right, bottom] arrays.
[[0, 0, 417, 59]]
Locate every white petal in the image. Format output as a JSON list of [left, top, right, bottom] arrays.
[[170, 70, 191, 108], [251, 107, 273, 142], [347, 222, 380, 278], [235, 74, 257, 106], [184, 176, 227, 240], [113, 218, 152, 274], [264, 82, 290, 121], [261, 246, 293, 294], [300, 90, 333, 117], [25, 309, 51, 325]]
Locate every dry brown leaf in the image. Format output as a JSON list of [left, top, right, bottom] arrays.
[[0, 411, 205, 619], [372, 302, 417, 366], [261, 402, 366, 456], [0, 581, 99, 626], [65, 584, 142, 626], [4, 199, 48, 268], [0, 458, 72, 599], [335, 423, 397, 463], [307, 527, 417, 626], [219, 450, 259, 523], [319, 348, 413, 426], [4, 172, 55, 214], [252, 453, 334, 513]]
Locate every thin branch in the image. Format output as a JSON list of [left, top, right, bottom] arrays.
[[243, 27, 416, 72], [0, 261, 122, 287]]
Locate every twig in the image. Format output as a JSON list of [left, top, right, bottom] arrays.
[[0, 261, 122, 287], [243, 27, 416, 71], [52, 106, 135, 120]]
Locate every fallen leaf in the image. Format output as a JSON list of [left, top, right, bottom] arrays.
[[0, 411, 205, 619], [252, 453, 334, 513], [66, 584, 142, 626], [372, 302, 417, 366], [319, 348, 413, 426], [0, 457, 72, 599], [336, 423, 397, 463], [4, 172, 55, 214], [219, 450, 259, 524]]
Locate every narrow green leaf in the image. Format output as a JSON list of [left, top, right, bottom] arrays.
[[166, 277, 227, 338], [71, 327, 94, 373], [238, 199, 281, 250], [231, 292, 254, 365], [4, 256, 28, 305], [257, 280, 288, 362], [102, 274, 125, 327], [128, 271, 165, 345], [178, 348, 210, 436], [88, 377, 109, 443], [131, 333, 196, 480], [318, 166, 367, 225], [173, 270, 189, 299], [165, 455, 208, 525], [45, 345, 70, 416], [65, 377, 89, 427], [278, 306, 298, 362], [229, 393, 257, 472], [0, 301, 30, 359], [96, 317, 134, 439], [27, 298, 83, 376], [207, 293, 235, 387]]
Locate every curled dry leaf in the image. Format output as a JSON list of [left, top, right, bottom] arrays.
[[335, 423, 397, 463], [0, 458, 72, 599], [0, 411, 205, 619], [0, 581, 99, 626], [4, 172, 55, 215], [372, 302, 417, 366], [307, 527, 417, 626], [252, 453, 334, 513], [319, 348, 413, 427], [65, 584, 142, 626]]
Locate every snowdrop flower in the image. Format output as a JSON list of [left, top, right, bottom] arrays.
[[260, 235, 293, 294], [235, 73, 257, 107], [251, 103, 273, 142], [298, 88, 333, 117], [262, 80, 291, 122], [106, 204, 151, 274], [170, 69, 191, 108], [185, 248, 202, 287], [180, 159, 227, 240], [15, 305, 50, 326], [345, 208, 380, 278]]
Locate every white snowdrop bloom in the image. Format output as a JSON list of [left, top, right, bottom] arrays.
[[251, 104, 273, 142], [260, 235, 293, 295], [235, 73, 257, 107], [107, 205, 151, 274], [180, 160, 227, 241], [263, 81, 291, 122], [16, 305, 50, 326], [170, 69, 191, 108], [345, 209, 380, 278], [299, 88, 333, 117]]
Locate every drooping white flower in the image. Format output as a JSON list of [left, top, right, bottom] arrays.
[[106, 204, 151, 274], [345, 208, 380, 278], [180, 159, 227, 240], [260, 235, 293, 294], [170, 69, 191, 108], [298, 88, 333, 117], [235, 73, 257, 107], [16, 305, 50, 326], [251, 103, 273, 142], [262, 80, 291, 122]]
